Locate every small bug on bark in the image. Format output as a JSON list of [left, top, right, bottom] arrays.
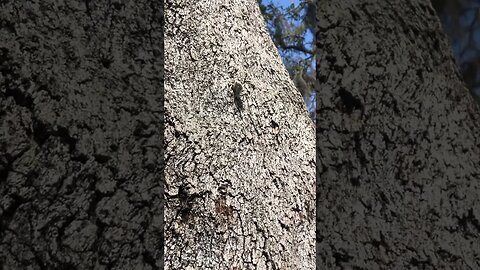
[[232, 82, 244, 114]]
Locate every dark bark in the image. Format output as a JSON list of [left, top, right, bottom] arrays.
[[0, 1, 164, 269], [317, 0, 480, 269]]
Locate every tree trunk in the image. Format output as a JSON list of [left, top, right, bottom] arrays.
[[164, 0, 315, 269], [1, 1, 164, 269], [317, 0, 480, 269]]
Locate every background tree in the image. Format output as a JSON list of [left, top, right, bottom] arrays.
[[432, 0, 480, 100], [258, 0, 316, 119], [317, 0, 480, 268], [164, 0, 315, 268]]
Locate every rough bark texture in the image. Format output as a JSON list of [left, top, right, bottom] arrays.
[[0, 1, 164, 269], [164, 0, 315, 269], [317, 0, 480, 269]]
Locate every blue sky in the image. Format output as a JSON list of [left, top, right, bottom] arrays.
[[264, 0, 316, 113], [272, 0, 313, 45], [274, 0, 301, 8]]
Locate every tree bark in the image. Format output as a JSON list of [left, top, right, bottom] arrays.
[[317, 0, 480, 269], [0, 1, 164, 269], [164, 0, 315, 269]]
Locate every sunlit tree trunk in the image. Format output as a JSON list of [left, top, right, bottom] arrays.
[[164, 0, 315, 269], [317, 0, 480, 268]]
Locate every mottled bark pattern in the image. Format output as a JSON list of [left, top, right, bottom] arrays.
[[317, 0, 480, 269], [165, 0, 315, 269], [0, 1, 164, 269]]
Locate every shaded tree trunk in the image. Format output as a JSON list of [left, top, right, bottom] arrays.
[[1, 1, 164, 269], [164, 0, 315, 269], [317, 0, 480, 269]]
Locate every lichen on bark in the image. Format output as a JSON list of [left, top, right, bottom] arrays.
[[164, 0, 315, 269]]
